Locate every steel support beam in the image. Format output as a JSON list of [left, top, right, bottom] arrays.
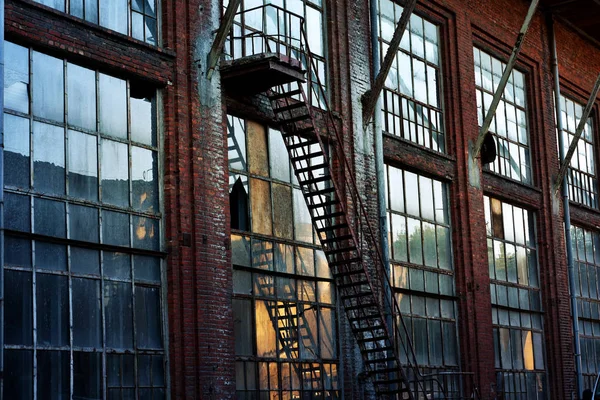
[[554, 72, 600, 192], [473, 0, 539, 158], [361, 0, 417, 127], [206, 0, 242, 80]]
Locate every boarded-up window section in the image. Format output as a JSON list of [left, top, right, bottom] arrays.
[[250, 178, 272, 235], [248, 121, 269, 177]]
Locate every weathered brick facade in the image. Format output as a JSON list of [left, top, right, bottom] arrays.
[[4, 0, 600, 398]]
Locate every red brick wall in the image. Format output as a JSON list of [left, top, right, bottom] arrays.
[[6, 0, 600, 398]]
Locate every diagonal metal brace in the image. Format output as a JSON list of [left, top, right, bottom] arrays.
[[554, 73, 600, 193], [473, 0, 539, 159], [206, 0, 242, 80], [361, 0, 417, 127]]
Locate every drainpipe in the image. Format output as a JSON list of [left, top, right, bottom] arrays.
[[549, 14, 583, 399], [369, 0, 394, 375], [0, 0, 5, 397]]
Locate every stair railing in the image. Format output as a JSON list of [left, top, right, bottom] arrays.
[[225, 5, 460, 398]]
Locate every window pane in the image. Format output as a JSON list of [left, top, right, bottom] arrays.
[[107, 353, 135, 387], [234, 299, 253, 356], [4, 350, 33, 400], [70, 204, 99, 242], [33, 121, 65, 195], [132, 146, 158, 212], [99, 74, 127, 138], [68, 64, 97, 131], [73, 278, 102, 348], [74, 352, 103, 399], [103, 210, 130, 246], [71, 247, 100, 275], [32, 51, 64, 122], [4, 114, 30, 188], [104, 281, 134, 349], [5, 270, 32, 345], [319, 307, 336, 359], [104, 251, 131, 280], [69, 130, 98, 200], [99, 0, 128, 34], [134, 255, 161, 282], [5, 236, 32, 267], [34, 198, 66, 237], [37, 351, 70, 400], [35, 242, 67, 271], [4, 42, 29, 113], [5, 192, 30, 232], [132, 11, 145, 41], [269, 129, 290, 183], [36, 274, 69, 346], [293, 188, 312, 243], [101, 139, 129, 207], [255, 300, 277, 357], [131, 96, 155, 146], [132, 216, 160, 250], [135, 286, 163, 349]]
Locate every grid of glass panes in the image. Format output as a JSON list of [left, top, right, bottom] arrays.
[[558, 95, 597, 208], [378, 0, 445, 152], [484, 197, 545, 398], [228, 115, 339, 398], [571, 225, 600, 387], [474, 48, 531, 184], [384, 165, 459, 391], [3, 41, 164, 399], [224, 0, 327, 108], [33, 0, 158, 45]]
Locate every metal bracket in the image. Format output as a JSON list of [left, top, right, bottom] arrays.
[[361, 0, 417, 128], [553, 72, 600, 192], [206, 0, 242, 80], [473, 0, 539, 159]]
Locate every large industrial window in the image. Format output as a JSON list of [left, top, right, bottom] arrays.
[[377, 0, 445, 152], [571, 225, 600, 388], [484, 197, 546, 399], [474, 48, 531, 184], [33, 0, 158, 45], [385, 165, 459, 395], [224, 0, 327, 108], [228, 115, 339, 398], [3, 41, 165, 399], [558, 95, 597, 208]]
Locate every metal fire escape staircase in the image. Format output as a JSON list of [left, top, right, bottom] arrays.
[[222, 5, 451, 398]]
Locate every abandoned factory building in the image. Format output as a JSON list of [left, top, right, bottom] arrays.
[[3, 0, 600, 398]]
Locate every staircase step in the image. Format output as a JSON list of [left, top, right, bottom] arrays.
[[281, 114, 311, 125], [329, 257, 362, 268], [363, 346, 394, 354], [288, 139, 318, 150], [300, 175, 332, 187], [304, 187, 335, 198], [364, 356, 396, 364], [321, 234, 353, 244], [296, 162, 329, 175], [291, 152, 322, 163], [283, 127, 314, 138], [352, 324, 385, 334], [274, 102, 306, 114], [308, 199, 339, 210], [340, 291, 372, 301], [338, 279, 369, 290], [357, 335, 388, 344], [313, 211, 344, 221], [346, 311, 377, 322], [345, 302, 378, 312], [269, 89, 302, 100], [316, 223, 348, 234]]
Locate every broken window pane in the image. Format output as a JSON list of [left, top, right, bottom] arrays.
[[132, 146, 158, 212], [4, 42, 29, 113]]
